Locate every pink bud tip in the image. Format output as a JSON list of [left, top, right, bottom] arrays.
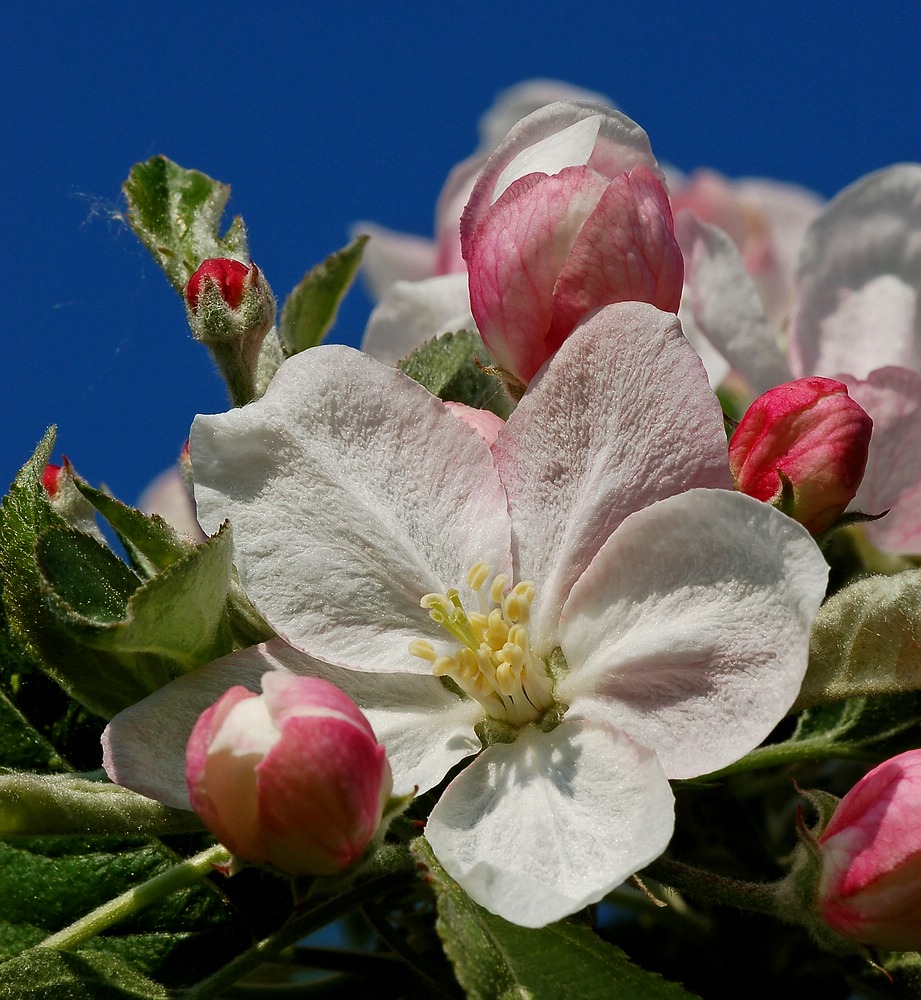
[[42, 463, 62, 497], [187, 258, 251, 312], [818, 749, 921, 951], [186, 673, 393, 877], [729, 377, 872, 535]]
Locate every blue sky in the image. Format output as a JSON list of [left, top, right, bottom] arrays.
[[3, 2, 919, 504]]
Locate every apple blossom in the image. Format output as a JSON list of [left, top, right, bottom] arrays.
[[729, 378, 873, 535], [817, 749, 921, 951], [103, 301, 828, 927], [186, 672, 392, 877], [679, 163, 921, 552]]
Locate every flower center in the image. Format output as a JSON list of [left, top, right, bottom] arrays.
[[409, 562, 554, 725]]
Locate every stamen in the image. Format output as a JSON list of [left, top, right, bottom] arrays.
[[409, 563, 553, 725]]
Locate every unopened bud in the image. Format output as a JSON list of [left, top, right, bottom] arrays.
[[816, 749, 921, 951], [186, 672, 393, 877], [185, 259, 277, 405], [729, 377, 872, 535]]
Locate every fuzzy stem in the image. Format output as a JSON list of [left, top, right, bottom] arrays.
[[39, 843, 230, 950], [643, 856, 781, 917]]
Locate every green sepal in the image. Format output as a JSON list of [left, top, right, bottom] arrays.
[[412, 837, 699, 999], [74, 480, 194, 577], [398, 330, 513, 419], [0, 771, 202, 838], [123, 155, 249, 294], [37, 522, 236, 677], [794, 569, 921, 712], [279, 235, 368, 355]]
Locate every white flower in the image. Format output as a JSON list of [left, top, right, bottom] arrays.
[[104, 301, 827, 927]]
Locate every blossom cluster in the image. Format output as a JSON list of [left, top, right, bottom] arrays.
[[102, 80, 920, 945]]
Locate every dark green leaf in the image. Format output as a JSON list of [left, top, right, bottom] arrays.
[[398, 331, 512, 419], [413, 838, 699, 1000], [0, 948, 170, 999], [279, 236, 368, 355], [123, 156, 248, 294], [37, 529, 140, 624]]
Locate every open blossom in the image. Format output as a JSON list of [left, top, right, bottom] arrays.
[[187, 672, 392, 876], [817, 750, 921, 951], [680, 163, 921, 552], [103, 301, 827, 927], [730, 378, 873, 535]]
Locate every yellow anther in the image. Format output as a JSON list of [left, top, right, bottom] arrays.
[[489, 573, 509, 603], [466, 562, 491, 591], [409, 640, 437, 662]]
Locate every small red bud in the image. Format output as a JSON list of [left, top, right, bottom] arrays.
[[42, 463, 62, 497], [187, 259, 251, 312]]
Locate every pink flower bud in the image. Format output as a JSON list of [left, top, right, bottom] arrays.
[[729, 377, 872, 535], [186, 258, 251, 312], [465, 164, 683, 386], [818, 749, 921, 951], [186, 672, 393, 877]]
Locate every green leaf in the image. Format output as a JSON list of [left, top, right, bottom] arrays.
[[795, 569, 921, 712], [279, 236, 368, 355], [0, 948, 170, 999], [0, 835, 251, 988], [413, 838, 699, 1000], [74, 482, 193, 576], [37, 529, 141, 623], [0, 430, 130, 719], [790, 690, 921, 762], [123, 155, 249, 294], [398, 331, 512, 419], [0, 773, 202, 838], [39, 523, 236, 676]]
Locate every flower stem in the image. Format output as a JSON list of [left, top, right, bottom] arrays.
[[181, 845, 419, 1000], [642, 856, 780, 917], [696, 737, 870, 780], [39, 843, 230, 950]]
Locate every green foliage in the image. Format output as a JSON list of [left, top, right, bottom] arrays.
[[123, 156, 249, 294], [398, 331, 513, 419], [279, 235, 368, 355], [795, 569, 921, 712], [414, 839, 699, 1000], [0, 433, 237, 719]]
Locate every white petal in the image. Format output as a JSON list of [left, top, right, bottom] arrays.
[[791, 164, 921, 380], [476, 79, 616, 152], [425, 720, 674, 927], [492, 116, 601, 202], [103, 640, 482, 808], [461, 102, 662, 259], [559, 490, 828, 779], [493, 302, 732, 655], [845, 367, 921, 553], [677, 211, 792, 394], [360, 274, 475, 366], [350, 222, 437, 301], [192, 346, 511, 673]]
